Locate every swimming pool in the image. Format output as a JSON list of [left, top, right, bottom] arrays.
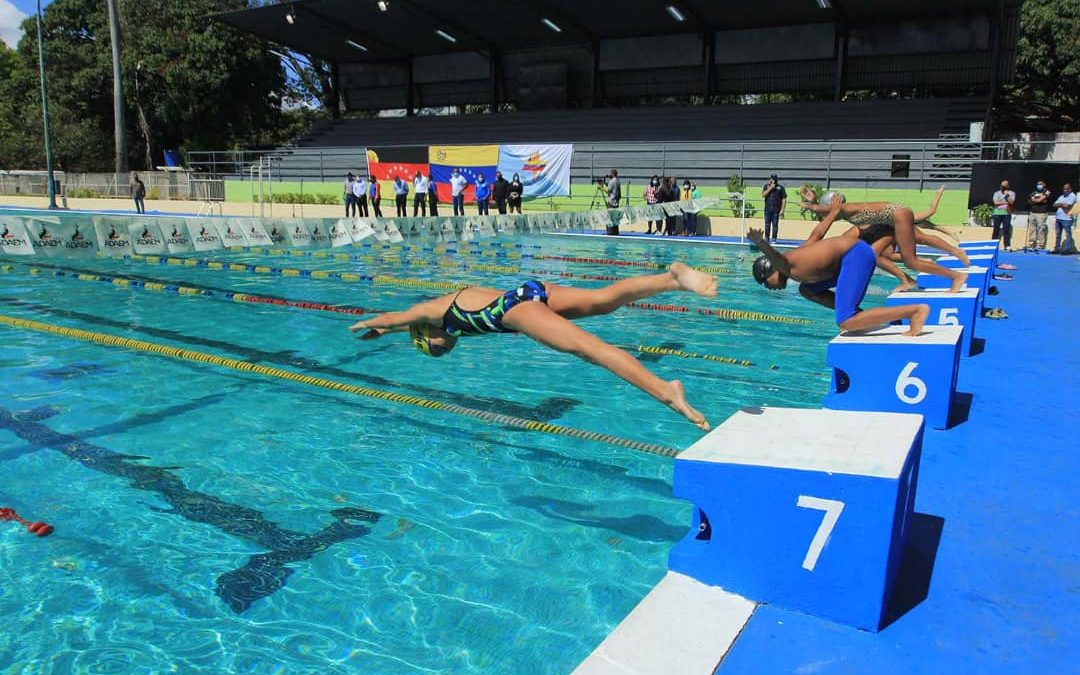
[[0, 229, 883, 673]]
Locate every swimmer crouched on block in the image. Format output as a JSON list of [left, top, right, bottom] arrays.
[[749, 207, 931, 335], [349, 263, 717, 430]]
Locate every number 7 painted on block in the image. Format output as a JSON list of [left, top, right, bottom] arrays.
[[796, 496, 846, 571]]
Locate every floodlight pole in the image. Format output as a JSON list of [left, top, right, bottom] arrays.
[[35, 0, 57, 209]]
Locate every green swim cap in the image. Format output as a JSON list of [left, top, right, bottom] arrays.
[[409, 324, 453, 357]]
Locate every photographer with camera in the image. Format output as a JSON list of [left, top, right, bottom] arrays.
[[761, 173, 787, 243], [604, 169, 621, 236]]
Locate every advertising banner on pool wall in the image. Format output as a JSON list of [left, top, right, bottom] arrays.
[[0, 198, 718, 259]]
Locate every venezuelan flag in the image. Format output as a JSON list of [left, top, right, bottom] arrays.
[[429, 145, 499, 203], [367, 146, 429, 182]]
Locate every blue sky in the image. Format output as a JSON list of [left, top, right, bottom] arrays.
[[2, 0, 54, 47]]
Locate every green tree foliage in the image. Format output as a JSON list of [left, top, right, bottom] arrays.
[[1002, 0, 1080, 126], [0, 0, 293, 171]]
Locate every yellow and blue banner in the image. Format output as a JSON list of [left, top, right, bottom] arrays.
[[429, 145, 499, 203]]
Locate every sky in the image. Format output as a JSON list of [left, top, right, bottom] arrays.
[[1, 0, 53, 48]]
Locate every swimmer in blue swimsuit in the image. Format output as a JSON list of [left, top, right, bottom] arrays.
[[349, 263, 718, 430], [747, 202, 930, 334]]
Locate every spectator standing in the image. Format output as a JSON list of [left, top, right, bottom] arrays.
[[353, 175, 369, 217], [991, 179, 1016, 251], [681, 179, 697, 237], [644, 175, 662, 234], [661, 177, 678, 235], [450, 169, 468, 216], [492, 171, 510, 214], [508, 174, 524, 214], [413, 171, 429, 217], [761, 173, 786, 243], [131, 174, 147, 214], [393, 175, 409, 217], [605, 169, 621, 209], [344, 173, 356, 217], [1026, 179, 1051, 251], [1052, 183, 1076, 254], [475, 174, 491, 215], [427, 173, 440, 217], [369, 178, 382, 217]]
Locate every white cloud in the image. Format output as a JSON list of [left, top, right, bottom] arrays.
[[0, 0, 28, 48]]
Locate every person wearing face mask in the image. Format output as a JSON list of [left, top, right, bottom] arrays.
[[761, 174, 787, 243], [475, 174, 491, 215], [1026, 180, 1052, 252], [508, 174, 524, 214], [492, 171, 510, 214], [991, 180, 1016, 251], [1052, 183, 1077, 254], [681, 180, 697, 236], [644, 175, 662, 234], [450, 168, 468, 216]]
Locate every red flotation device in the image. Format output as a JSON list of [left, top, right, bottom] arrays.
[[0, 507, 54, 537]]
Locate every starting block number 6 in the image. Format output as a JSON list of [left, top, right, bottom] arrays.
[[895, 361, 928, 405], [796, 496, 845, 571]]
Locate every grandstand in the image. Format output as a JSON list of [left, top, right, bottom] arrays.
[[206, 0, 1019, 190]]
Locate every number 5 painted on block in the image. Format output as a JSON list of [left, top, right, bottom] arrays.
[[796, 496, 846, 571]]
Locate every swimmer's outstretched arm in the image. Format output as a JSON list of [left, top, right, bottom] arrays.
[[913, 185, 945, 223], [748, 228, 793, 278], [503, 302, 710, 431], [804, 199, 845, 245], [348, 300, 445, 334]]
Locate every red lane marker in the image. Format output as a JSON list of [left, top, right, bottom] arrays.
[[1, 507, 54, 537], [239, 294, 367, 315]]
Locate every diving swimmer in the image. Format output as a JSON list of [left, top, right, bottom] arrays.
[[349, 263, 718, 430]]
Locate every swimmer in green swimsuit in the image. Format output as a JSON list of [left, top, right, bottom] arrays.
[[349, 263, 718, 431], [799, 185, 967, 293]]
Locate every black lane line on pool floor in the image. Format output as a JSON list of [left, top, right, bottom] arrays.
[[0, 296, 582, 423], [0, 405, 381, 614]]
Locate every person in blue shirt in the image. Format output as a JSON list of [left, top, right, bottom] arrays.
[[475, 174, 491, 215], [392, 175, 409, 217], [1053, 183, 1077, 254]]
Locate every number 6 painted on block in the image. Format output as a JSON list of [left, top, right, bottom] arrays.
[[895, 361, 927, 405], [796, 496, 845, 571]]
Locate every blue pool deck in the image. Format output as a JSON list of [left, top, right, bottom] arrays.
[[581, 250, 1079, 674]]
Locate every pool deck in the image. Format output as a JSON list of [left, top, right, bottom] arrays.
[[577, 250, 1079, 674]]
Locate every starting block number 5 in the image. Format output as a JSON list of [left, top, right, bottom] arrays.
[[796, 496, 845, 571], [939, 308, 959, 325], [895, 361, 927, 405]]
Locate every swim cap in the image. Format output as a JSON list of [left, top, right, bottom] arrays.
[[752, 255, 775, 285], [820, 191, 846, 207], [409, 324, 453, 357]]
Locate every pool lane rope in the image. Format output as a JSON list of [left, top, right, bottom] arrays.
[[0, 314, 681, 458], [119, 255, 800, 324], [0, 507, 54, 537], [0, 265, 761, 367]]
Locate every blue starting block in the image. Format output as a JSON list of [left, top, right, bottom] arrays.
[[960, 239, 998, 249], [823, 325, 962, 429], [884, 288, 980, 356], [917, 266, 990, 314], [669, 407, 924, 632], [936, 253, 995, 271]]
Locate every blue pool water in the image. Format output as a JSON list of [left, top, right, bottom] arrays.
[[0, 232, 889, 673]]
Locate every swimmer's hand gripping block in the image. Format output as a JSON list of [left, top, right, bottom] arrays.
[[916, 266, 990, 313], [668, 407, 923, 632], [823, 325, 962, 429], [885, 288, 979, 356]]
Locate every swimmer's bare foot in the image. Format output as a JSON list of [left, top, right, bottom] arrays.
[[949, 271, 967, 293], [670, 262, 717, 298], [897, 276, 918, 292], [665, 379, 710, 431], [904, 304, 930, 336]]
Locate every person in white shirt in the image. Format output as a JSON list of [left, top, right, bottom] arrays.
[[449, 168, 468, 216], [393, 175, 409, 217], [413, 171, 429, 217], [1053, 183, 1077, 254], [352, 175, 369, 218]]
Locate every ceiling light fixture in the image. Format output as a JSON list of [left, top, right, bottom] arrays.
[[376, 1, 389, 11], [285, 5, 296, 24], [816, 0, 832, 8], [346, 40, 368, 52], [665, 5, 685, 22], [435, 29, 457, 43], [541, 18, 562, 33]]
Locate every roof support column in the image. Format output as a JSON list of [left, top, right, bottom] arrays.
[[591, 39, 600, 108], [406, 57, 415, 116], [833, 23, 848, 101], [703, 30, 715, 103]]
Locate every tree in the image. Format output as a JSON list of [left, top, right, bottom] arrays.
[[999, 0, 1080, 128]]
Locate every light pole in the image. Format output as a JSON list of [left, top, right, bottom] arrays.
[[105, 0, 127, 175], [35, 0, 57, 209]]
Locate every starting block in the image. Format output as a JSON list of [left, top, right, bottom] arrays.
[[935, 253, 995, 272], [916, 266, 990, 314], [885, 288, 980, 356], [669, 407, 924, 632], [823, 324, 962, 429]]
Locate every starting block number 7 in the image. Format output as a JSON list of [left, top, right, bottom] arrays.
[[796, 496, 846, 571]]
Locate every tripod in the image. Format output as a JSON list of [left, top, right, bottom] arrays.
[[589, 181, 608, 210]]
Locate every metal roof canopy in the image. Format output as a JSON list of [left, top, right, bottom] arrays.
[[214, 0, 1006, 65]]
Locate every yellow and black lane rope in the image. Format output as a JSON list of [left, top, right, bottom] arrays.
[[0, 314, 681, 458]]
